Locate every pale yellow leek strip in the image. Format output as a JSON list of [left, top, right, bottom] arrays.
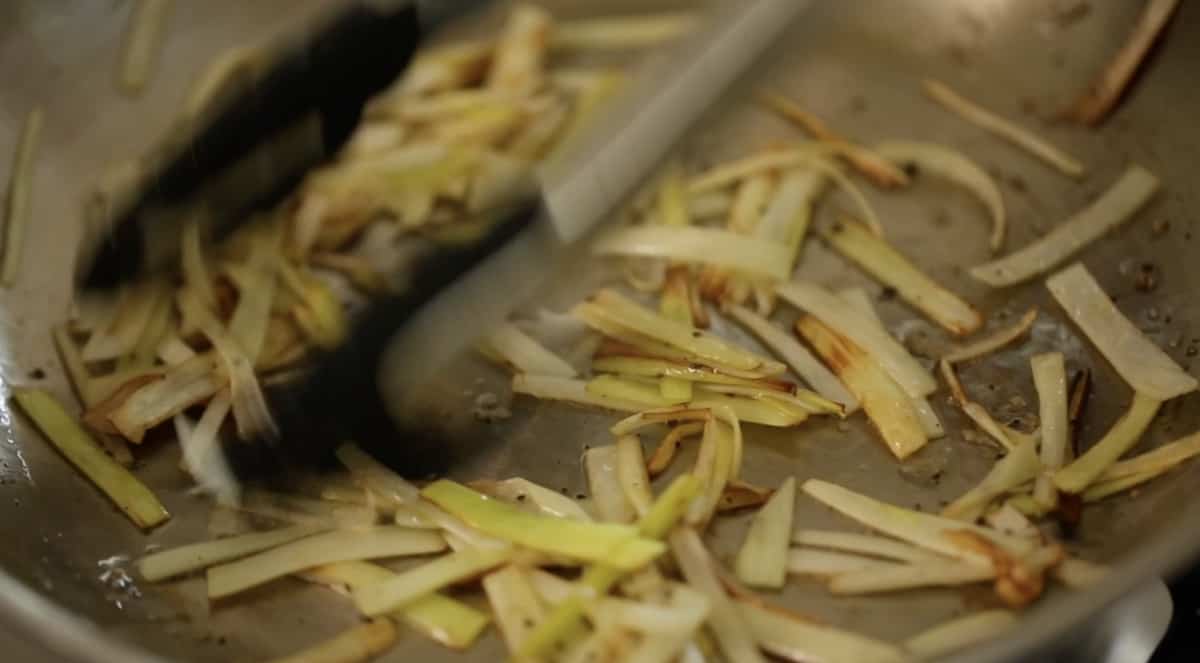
[[592, 356, 779, 390], [727, 305, 857, 411], [820, 219, 981, 336], [264, 619, 396, 663], [942, 309, 1037, 363], [615, 435, 654, 518], [481, 323, 576, 377], [516, 476, 700, 659], [118, 0, 172, 96], [734, 477, 795, 589], [593, 225, 794, 282], [1081, 471, 1158, 502], [585, 444, 637, 523], [178, 289, 277, 439], [1098, 430, 1200, 483], [2, 107, 42, 286], [972, 166, 1160, 287], [801, 479, 1035, 565], [670, 528, 768, 663], [13, 389, 169, 529], [791, 530, 947, 565], [483, 565, 548, 653], [576, 289, 785, 374], [687, 145, 847, 195], [922, 79, 1084, 177], [486, 4, 552, 95], [138, 525, 323, 581], [828, 560, 996, 595], [300, 561, 490, 650], [513, 374, 650, 413], [1031, 353, 1069, 509], [551, 13, 698, 51], [903, 611, 1017, 660], [941, 435, 1041, 521], [874, 140, 1006, 250], [421, 480, 664, 569], [470, 478, 593, 521], [686, 420, 734, 526], [797, 316, 927, 460], [229, 224, 282, 361], [740, 599, 907, 663], [1054, 392, 1162, 494], [83, 281, 170, 362], [207, 527, 446, 599], [354, 547, 513, 618], [335, 443, 420, 504], [107, 353, 224, 443], [775, 281, 937, 398], [787, 549, 903, 576], [836, 287, 943, 439], [1046, 262, 1194, 400], [587, 374, 687, 409]]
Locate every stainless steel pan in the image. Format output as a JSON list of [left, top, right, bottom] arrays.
[[2, 1, 1199, 661]]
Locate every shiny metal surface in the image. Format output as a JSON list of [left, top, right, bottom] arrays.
[[1, 1, 1198, 661]]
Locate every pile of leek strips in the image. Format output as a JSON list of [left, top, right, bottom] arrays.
[[23, 3, 1200, 663]]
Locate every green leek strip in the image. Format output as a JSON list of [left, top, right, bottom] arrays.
[[941, 436, 1042, 521], [302, 561, 490, 650], [1081, 470, 1158, 502], [1099, 430, 1200, 482], [207, 527, 446, 599], [13, 389, 169, 529], [516, 475, 700, 660], [1053, 392, 1162, 494], [138, 525, 323, 581], [420, 480, 664, 569], [355, 547, 512, 617]]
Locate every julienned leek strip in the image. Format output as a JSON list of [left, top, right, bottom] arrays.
[[1045, 262, 1194, 401], [207, 527, 446, 599], [12, 389, 169, 529], [796, 316, 928, 460], [420, 480, 664, 569], [1053, 392, 1162, 494], [303, 561, 492, 651], [516, 475, 700, 660], [819, 218, 981, 336], [971, 166, 1160, 287], [138, 525, 324, 581], [922, 78, 1084, 177]]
